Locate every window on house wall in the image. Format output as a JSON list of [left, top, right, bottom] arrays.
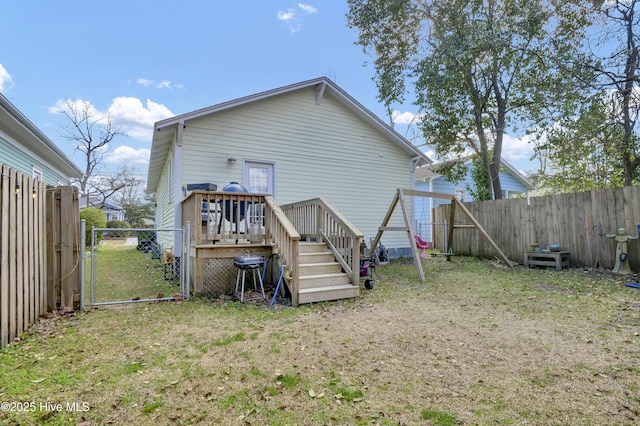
[[243, 161, 275, 195], [32, 167, 43, 181], [507, 190, 524, 199], [454, 188, 465, 202], [249, 167, 268, 193]]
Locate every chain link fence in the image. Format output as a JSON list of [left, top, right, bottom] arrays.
[[87, 227, 189, 306]]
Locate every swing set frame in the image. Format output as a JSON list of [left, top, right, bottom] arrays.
[[369, 188, 512, 281]]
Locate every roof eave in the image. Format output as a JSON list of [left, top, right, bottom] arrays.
[[0, 93, 83, 179], [146, 77, 433, 192]]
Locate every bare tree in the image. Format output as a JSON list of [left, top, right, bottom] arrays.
[[58, 99, 123, 196], [88, 166, 143, 207]]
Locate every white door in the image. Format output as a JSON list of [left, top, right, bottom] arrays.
[[243, 161, 274, 236], [243, 161, 275, 196]]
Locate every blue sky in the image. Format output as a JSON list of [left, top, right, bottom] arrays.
[[0, 1, 535, 181]]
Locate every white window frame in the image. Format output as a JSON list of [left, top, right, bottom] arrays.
[[243, 160, 276, 197], [32, 166, 43, 181]]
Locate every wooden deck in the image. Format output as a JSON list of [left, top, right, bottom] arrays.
[[182, 191, 363, 306]]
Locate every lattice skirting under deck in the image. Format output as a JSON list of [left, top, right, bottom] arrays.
[[199, 258, 237, 296]]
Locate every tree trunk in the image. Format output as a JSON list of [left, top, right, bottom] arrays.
[[491, 75, 506, 199]]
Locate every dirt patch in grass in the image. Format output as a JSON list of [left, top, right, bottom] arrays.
[[1, 257, 640, 425]]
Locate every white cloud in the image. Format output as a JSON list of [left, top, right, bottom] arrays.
[[108, 97, 174, 141], [277, 3, 316, 33], [105, 145, 151, 166], [298, 3, 317, 13], [49, 98, 101, 116], [50, 96, 174, 142], [136, 77, 183, 90], [392, 110, 422, 125], [0, 64, 13, 92], [277, 9, 295, 21], [137, 78, 153, 87], [501, 133, 535, 164]]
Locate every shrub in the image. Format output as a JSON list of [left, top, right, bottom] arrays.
[[80, 207, 107, 246], [106, 220, 130, 238]]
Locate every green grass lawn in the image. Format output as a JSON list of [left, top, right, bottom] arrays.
[[87, 240, 181, 305], [1, 256, 639, 425]]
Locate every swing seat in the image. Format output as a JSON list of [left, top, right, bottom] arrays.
[[414, 235, 431, 258]]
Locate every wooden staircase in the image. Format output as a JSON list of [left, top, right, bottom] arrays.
[[296, 242, 359, 304]]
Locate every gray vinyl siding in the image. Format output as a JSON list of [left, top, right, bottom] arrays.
[[180, 87, 416, 251], [0, 135, 71, 186]]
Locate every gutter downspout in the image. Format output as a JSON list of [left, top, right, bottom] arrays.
[[174, 120, 184, 257]]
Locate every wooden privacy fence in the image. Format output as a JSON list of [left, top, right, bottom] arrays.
[[433, 186, 640, 272], [1, 164, 46, 346], [46, 186, 80, 311], [1, 164, 80, 347]]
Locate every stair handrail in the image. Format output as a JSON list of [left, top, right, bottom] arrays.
[[263, 196, 301, 306], [280, 197, 364, 286]]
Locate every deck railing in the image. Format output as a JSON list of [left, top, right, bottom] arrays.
[[181, 191, 301, 304], [280, 197, 364, 287], [182, 191, 270, 245], [263, 196, 301, 306]]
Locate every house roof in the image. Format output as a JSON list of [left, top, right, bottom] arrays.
[[146, 77, 432, 193], [0, 93, 82, 179], [415, 156, 535, 190], [79, 196, 125, 211]]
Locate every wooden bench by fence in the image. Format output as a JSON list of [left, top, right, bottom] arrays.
[[524, 251, 570, 271]]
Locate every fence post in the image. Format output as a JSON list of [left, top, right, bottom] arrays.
[[80, 219, 86, 311], [185, 221, 191, 299], [90, 226, 96, 307]]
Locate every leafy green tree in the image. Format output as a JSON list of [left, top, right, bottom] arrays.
[[536, 92, 625, 193], [468, 155, 492, 201], [80, 207, 106, 246], [596, 0, 640, 186], [538, 0, 640, 189], [347, 0, 594, 199]]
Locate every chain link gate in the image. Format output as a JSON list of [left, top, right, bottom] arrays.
[[87, 225, 190, 306]]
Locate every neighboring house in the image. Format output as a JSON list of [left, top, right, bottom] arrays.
[[147, 76, 431, 252], [413, 157, 535, 244], [79, 196, 126, 221], [0, 93, 82, 185], [146, 77, 431, 304]]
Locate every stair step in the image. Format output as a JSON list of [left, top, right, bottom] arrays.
[[299, 262, 342, 275], [298, 284, 359, 304], [299, 252, 334, 264], [299, 242, 330, 254], [299, 272, 351, 289]]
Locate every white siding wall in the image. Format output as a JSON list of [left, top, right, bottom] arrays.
[[180, 88, 415, 250]]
